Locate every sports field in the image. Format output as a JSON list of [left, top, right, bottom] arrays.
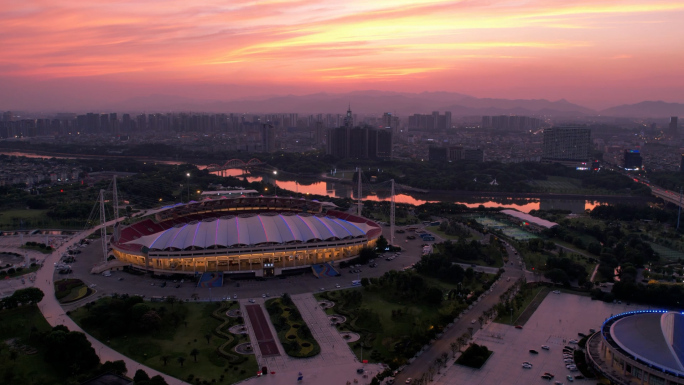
[[474, 217, 538, 240]]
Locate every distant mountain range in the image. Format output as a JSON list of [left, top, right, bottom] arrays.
[[107, 91, 684, 118]]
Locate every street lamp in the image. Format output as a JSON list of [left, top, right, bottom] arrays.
[[186, 173, 190, 203], [273, 171, 278, 196]]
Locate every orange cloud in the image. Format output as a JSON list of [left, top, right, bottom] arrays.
[[0, 0, 683, 104]]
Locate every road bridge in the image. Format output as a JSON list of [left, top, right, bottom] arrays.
[[205, 158, 264, 172]]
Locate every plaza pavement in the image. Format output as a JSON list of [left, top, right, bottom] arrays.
[[430, 292, 636, 385], [240, 294, 383, 385]]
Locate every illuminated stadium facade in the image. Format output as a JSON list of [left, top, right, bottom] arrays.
[[111, 196, 382, 277], [586, 310, 684, 385]]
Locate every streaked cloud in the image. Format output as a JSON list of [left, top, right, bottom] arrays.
[[1, 0, 683, 106]]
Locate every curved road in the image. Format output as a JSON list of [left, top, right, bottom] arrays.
[[34, 215, 189, 385]]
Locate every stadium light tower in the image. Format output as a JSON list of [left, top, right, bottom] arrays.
[[273, 171, 278, 196], [186, 173, 190, 203]]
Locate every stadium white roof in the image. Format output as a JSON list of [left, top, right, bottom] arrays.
[[500, 209, 558, 229], [128, 213, 375, 250]]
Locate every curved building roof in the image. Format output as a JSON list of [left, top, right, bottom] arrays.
[[127, 213, 375, 251], [610, 311, 684, 375]]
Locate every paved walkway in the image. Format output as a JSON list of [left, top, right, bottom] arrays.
[[32, 225, 189, 385], [239, 294, 383, 385]]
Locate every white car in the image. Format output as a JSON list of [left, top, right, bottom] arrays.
[[262, 294, 266, 298], [553, 290, 561, 294], [522, 364, 532, 369], [405, 378, 412, 384], [568, 339, 578, 344], [335, 284, 341, 288], [541, 345, 550, 350]]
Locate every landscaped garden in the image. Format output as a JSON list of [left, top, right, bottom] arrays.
[[265, 294, 320, 358], [55, 278, 94, 304], [70, 296, 258, 384], [316, 267, 499, 369]]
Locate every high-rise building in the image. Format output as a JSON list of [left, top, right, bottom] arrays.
[[680, 154, 684, 173], [542, 125, 592, 165], [464, 149, 484, 162], [670, 117, 679, 133], [375, 128, 393, 159], [428, 146, 448, 162], [623, 150, 642, 170], [343, 105, 353, 128], [327, 108, 392, 159], [2, 111, 13, 122], [261, 124, 276, 153]]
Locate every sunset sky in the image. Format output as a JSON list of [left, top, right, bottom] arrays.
[[2, 0, 684, 110]]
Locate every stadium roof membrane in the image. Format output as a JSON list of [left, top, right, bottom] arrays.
[[128, 213, 375, 250]]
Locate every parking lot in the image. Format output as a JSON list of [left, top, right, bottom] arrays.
[[432, 292, 636, 385], [57, 223, 436, 307]]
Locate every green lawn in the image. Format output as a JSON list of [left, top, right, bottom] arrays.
[[0, 264, 40, 278], [0, 305, 65, 385], [425, 225, 462, 240], [20, 245, 54, 254], [649, 242, 684, 262], [264, 297, 320, 358], [316, 281, 473, 368], [70, 300, 257, 384], [0, 209, 73, 230]]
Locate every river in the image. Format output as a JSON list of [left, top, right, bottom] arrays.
[[1, 150, 624, 214], [203, 168, 609, 214]]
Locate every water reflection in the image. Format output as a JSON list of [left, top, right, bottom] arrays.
[[206, 169, 615, 213]]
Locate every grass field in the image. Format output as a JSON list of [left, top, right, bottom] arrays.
[[314, 273, 485, 367], [649, 242, 684, 262], [0, 305, 65, 385], [425, 225, 462, 240], [71, 300, 258, 384]]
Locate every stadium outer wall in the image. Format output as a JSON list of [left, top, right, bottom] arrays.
[[585, 310, 684, 385], [110, 197, 382, 277]]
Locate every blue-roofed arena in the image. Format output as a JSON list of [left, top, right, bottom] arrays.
[[586, 310, 684, 385]]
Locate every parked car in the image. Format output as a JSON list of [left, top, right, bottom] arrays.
[[568, 339, 578, 344], [566, 375, 574, 382], [529, 349, 539, 354], [543, 372, 554, 378], [541, 345, 550, 350], [515, 325, 523, 329], [541, 374, 553, 380]]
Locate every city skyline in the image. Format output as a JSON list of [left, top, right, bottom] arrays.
[[2, 0, 684, 111]]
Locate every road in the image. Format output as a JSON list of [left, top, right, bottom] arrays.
[[395, 244, 526, 384]]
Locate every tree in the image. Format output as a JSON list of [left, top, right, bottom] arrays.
[[544, 269, 570, 285], [9, 287, 44, 306], [190, 348, 199, 362], [133, 369, 151, 383], [99, 360, 127, 376], [376, 235, 389, 251], [177, 356, 185, 367], [160, 355, 170, 366], [205, 334, 211, 344], [148, 375, 169, 385]]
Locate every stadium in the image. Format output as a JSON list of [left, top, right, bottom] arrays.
[[110, 196, 382, 278], [586, 310, 684, 385]]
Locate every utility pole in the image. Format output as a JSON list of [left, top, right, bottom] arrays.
[[390, 179, 395, 247], [112, 175, 119, 241], [678, 186, 682, 230], [99, 189, 107, 262], [357, 167, 362, 217]]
